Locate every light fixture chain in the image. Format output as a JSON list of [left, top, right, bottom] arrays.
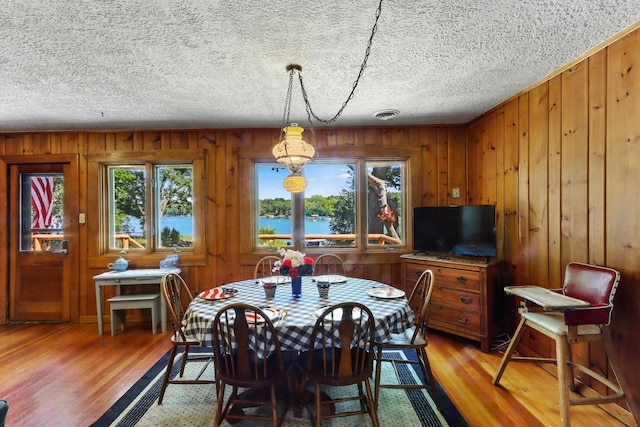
[[298, 0, 383, 125], [281, 69, 295, 131]]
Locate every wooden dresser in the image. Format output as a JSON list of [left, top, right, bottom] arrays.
[[400, 254, 503, 353]]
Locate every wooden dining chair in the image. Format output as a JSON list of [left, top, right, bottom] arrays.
[[212, 303, 293, 427], [313, 253, 346, 276], [492, 262, 627, 427], [253, 255, 282, 280], [299, 301, 379, 427], [373, 269, 440, 409], [158, 272, 214, 404]]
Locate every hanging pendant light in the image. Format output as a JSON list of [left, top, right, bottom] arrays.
[[273, 64, 315, 192], [272, 124, 315, 173], [272, 0, 384, 193]]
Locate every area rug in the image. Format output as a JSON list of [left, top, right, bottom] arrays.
[[92, 349, 467, 427]]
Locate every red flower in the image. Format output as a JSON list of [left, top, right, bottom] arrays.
[[276, 250, 314, 277], [377, 207, 396, 223]]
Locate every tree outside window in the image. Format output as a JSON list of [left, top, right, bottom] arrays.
[[367, 162, 403, 246]]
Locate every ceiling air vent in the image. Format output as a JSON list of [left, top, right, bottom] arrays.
[[372, 109, 399, 121]]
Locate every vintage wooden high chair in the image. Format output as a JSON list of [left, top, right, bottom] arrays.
[[492, 262, 628, 426]]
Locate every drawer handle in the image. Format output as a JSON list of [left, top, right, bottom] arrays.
[[460, 296, 473, 304], [456, 276, 467, 283], [415, 270, 424, 277], [457, 316, 469, 324]]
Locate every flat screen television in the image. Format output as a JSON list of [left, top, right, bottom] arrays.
[[413, 205, 497, 258]]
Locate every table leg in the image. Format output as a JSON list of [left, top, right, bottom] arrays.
[[95, 283, 104, 335]]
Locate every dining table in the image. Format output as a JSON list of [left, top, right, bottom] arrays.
[[182, 275, 414, 353]]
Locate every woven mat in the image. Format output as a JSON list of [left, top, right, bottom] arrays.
[[93, 349, 467, 427]]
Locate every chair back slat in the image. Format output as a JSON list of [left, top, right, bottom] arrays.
[[212, 303, 285, 384], [254, 256, 281, 280], [212, 303, 290, 425], [307, 302, 375, 380], [408, 269, 434, 343], [314, 253, 346, 276]]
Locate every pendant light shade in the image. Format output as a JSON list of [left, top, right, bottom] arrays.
[[272, 125, 315, 173], [282, 171, 308, 193]]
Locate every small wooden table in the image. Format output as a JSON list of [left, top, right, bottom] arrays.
[[93, 268, 180, 335], [504, 285, 590, 310]]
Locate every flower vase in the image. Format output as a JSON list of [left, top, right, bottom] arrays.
[[291, 276, 302, 298]]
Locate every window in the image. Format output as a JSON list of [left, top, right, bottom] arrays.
[[105, 160, 197, 253], [366, 161, 404, 246], [255, 159, 405, 250]]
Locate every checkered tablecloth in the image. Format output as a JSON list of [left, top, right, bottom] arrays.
[[183, 276, 414, 353]]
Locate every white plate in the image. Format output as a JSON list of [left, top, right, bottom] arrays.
[[245, 308, 281, 324], [314, 274, 347, 284], [198, 287, 238, 300], [366, 286, 405, 299], [260, 276, 291, 285], [315, 306, 362, 321]]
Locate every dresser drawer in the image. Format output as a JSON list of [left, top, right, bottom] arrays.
[[405, 262, 428, 282], [429, 304, 481, 333], [431, 266, 481, 291], [432, 286, 480, 312]]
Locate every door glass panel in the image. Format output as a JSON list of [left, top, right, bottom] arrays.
[[21, 173, 64, 252]]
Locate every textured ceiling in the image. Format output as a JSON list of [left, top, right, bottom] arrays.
[[0, 0, 639, 132]]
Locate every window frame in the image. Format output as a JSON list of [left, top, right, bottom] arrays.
[[90, 150, 206, 266], [239, 145, 418, 257], [254, 160, 359, 250]]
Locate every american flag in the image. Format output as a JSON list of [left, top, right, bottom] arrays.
[[31, 176, 54, 229]]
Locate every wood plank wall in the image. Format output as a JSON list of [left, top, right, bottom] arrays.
[[467, 27, 640, 419], [1, 24, 637, 421], [0, 125, 467, 326]]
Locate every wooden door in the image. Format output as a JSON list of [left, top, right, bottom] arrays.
[[8, 161, 77, 322]]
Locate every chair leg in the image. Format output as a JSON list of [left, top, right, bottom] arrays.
[[493, 316, 527, 385], [563, 338, 576, 392], [314, 382, 322, 427], [213, 382, 226, 427], [555, 336, 571, 427], [364, 378, 380, 427], [373, 345, 383, 408], [179, 346, 190, 377], [158, 345, 178, 404], [357, 382, 366, 411], [270, 384, 278, 427]]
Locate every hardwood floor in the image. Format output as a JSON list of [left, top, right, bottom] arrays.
[[0, 323, 634, 426]]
